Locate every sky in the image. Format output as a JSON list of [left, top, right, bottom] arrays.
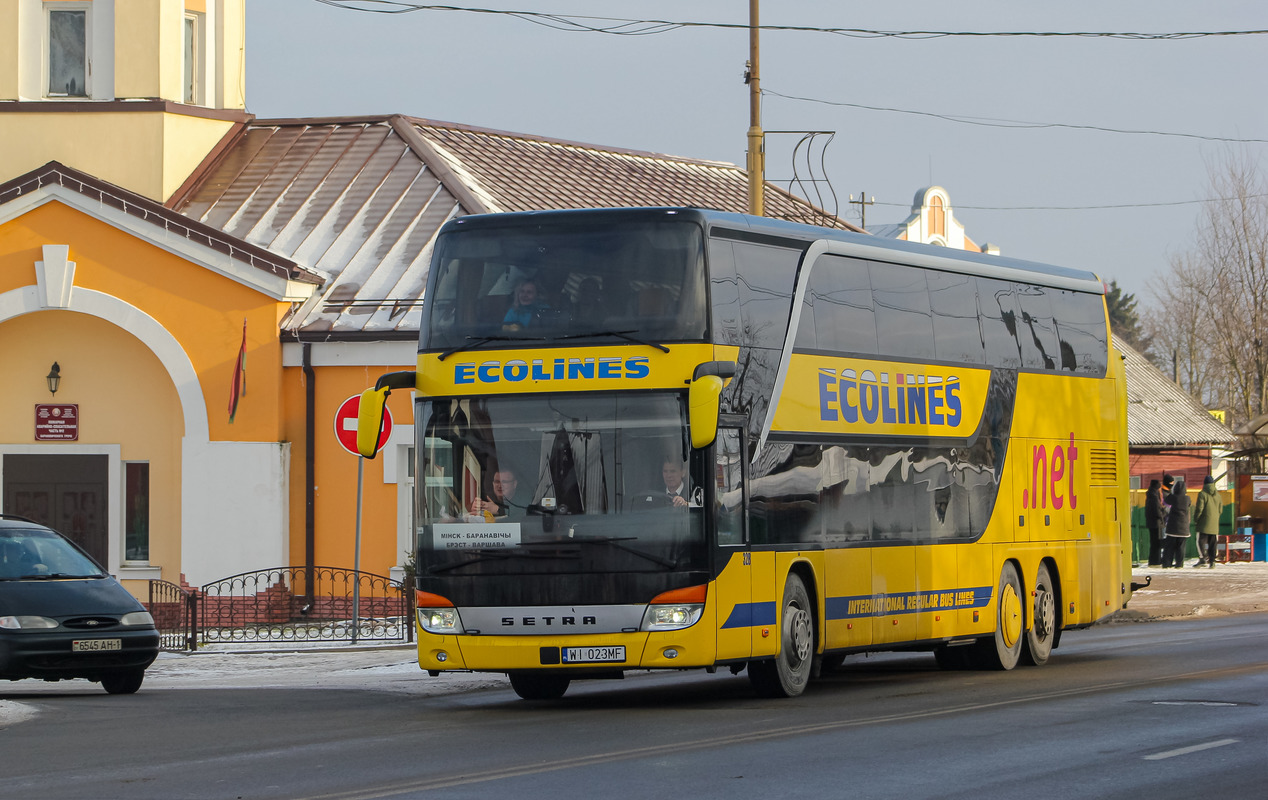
[[246, 1, 1267, 303]]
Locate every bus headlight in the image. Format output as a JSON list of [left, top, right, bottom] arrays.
[[641, 584, 707, 632], [642, 603, 704, 631], [417, 607, 462, 634]]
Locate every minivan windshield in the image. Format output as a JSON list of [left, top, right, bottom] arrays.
[[0, 527, 106, 580]]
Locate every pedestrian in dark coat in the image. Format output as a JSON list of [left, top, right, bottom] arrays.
[[1162, 478, 1190, 568], [1144, 479, 1165, 566], [1192, 476, 1223, 568]]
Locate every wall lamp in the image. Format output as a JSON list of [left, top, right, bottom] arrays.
[[46, 362, 61, 397]]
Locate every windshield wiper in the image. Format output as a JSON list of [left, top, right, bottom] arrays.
[[554, 329, 671, 353], [426, 547, 579, 574], [20, 573, 105, 580], [437, 334, 551, 361], [525, 535, 677, 569]]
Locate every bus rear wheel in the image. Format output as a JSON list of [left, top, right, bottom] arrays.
[[508, 671, 571, 700], [749, 573, 815, 698], [969, 562, 1023, 670], [1022, 563, 1056, 666]]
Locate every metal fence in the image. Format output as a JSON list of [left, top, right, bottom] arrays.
[[146, 567, 413, 651], [148, 578, 197, 652]]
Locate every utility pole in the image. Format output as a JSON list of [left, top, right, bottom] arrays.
[[745, 0, 764, 216], [849, 191, 875, 230]]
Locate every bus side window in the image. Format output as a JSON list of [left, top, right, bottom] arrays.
[[732, 241, 800, 351], [1051, 289, 1109, 375], [715, 428, 746, 546], [928, 270, 985, 365], [810, 254, 877, 355], [977, 278, 1023, 369], [1015, 284, 1059, 370], [707, 239, 742, 346], [870, 262, 934, 361]]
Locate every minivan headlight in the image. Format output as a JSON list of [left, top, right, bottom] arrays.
[[121, 611, 155, 627], [0, 615, 59, 630]]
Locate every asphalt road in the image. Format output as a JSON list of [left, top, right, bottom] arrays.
[[1, 612, 1265, 800]]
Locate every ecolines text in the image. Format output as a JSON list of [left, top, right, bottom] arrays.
[[818, 368, 962, 427], [455, 356, 651, 385]]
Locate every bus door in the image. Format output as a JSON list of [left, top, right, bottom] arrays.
[[713, 427, 752, 661]]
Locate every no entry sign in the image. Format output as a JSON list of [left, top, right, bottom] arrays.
[[334, 394, 392, 456]]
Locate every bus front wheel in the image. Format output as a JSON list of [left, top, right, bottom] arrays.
[[508, 671, 571, 700], [749, 573, 815, 698]]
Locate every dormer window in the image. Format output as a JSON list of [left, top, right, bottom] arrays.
[[929, 195, 945, 238], [183, 11, 204, 104], [46, 3, 91, 98]]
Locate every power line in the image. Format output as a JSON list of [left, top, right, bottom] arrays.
[[310, 2, 1268, 39], [763, 90, 1268, 145], [871, 194, 1268, 211]]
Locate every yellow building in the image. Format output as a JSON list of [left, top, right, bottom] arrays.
[[0, 0, 847, 594]]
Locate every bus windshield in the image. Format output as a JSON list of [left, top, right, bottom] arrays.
[[424, 217, 708, 350], [417, 393, 709, 577]]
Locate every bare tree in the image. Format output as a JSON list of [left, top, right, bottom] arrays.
[[1147, 252, 1216, 403], [1149, 152, 1268, 430]]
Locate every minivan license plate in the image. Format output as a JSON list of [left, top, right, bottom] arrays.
[[562, 645, 625, 664], [73, 639, 122, 652]]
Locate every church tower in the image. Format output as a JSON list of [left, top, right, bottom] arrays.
[[0, 0, 248, 202]]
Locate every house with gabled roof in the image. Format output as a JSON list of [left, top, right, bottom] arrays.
[[0, 1, 853, 590], [1116, 333, 1235, 488]]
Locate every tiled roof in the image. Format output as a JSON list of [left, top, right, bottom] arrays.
[[171, 115, 856, 339], [0, 161, 318, 287], [1117, 333, 1234, 447]]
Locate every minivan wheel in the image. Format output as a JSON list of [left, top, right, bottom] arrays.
[[101, 668, 145, 695]]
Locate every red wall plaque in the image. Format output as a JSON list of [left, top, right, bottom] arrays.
[[35, 404, 79, 441]]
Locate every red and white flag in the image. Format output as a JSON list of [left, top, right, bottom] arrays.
[[228, 319, 247, 422]]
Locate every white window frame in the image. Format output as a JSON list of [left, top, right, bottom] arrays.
[[183, 10, 204, 105], [122, 460, 151, 567], [43, 1, 93, 99]]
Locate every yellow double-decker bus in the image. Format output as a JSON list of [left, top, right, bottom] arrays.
[[357, 207, 1131, 699]]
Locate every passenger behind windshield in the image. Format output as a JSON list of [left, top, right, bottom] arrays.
[[502, 279, 550, 331]]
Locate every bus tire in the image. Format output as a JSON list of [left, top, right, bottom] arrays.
[[976, 561, 1024, 670], [508, 671, 571, 700], [748, 573, 814, 698], [1022, 562, 1057, 666]]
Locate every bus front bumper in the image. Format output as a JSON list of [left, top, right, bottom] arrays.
[[417, 626, 719, 673]]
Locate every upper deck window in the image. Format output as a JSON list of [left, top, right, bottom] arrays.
[[425, 218, 708, 351]]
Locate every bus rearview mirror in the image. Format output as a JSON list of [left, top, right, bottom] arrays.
[[689, 374, 725, 450], [356, 387, 390, 459]]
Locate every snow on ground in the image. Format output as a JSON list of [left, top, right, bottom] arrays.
[[0, 643, 507, 729]]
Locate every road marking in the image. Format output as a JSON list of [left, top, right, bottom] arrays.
[[1144, 739, 1239, 761], [297, 661, 1268, 800]]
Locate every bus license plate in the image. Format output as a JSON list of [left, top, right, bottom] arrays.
[[72, 639, 122, 652], [562, 645, 625, 664]]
